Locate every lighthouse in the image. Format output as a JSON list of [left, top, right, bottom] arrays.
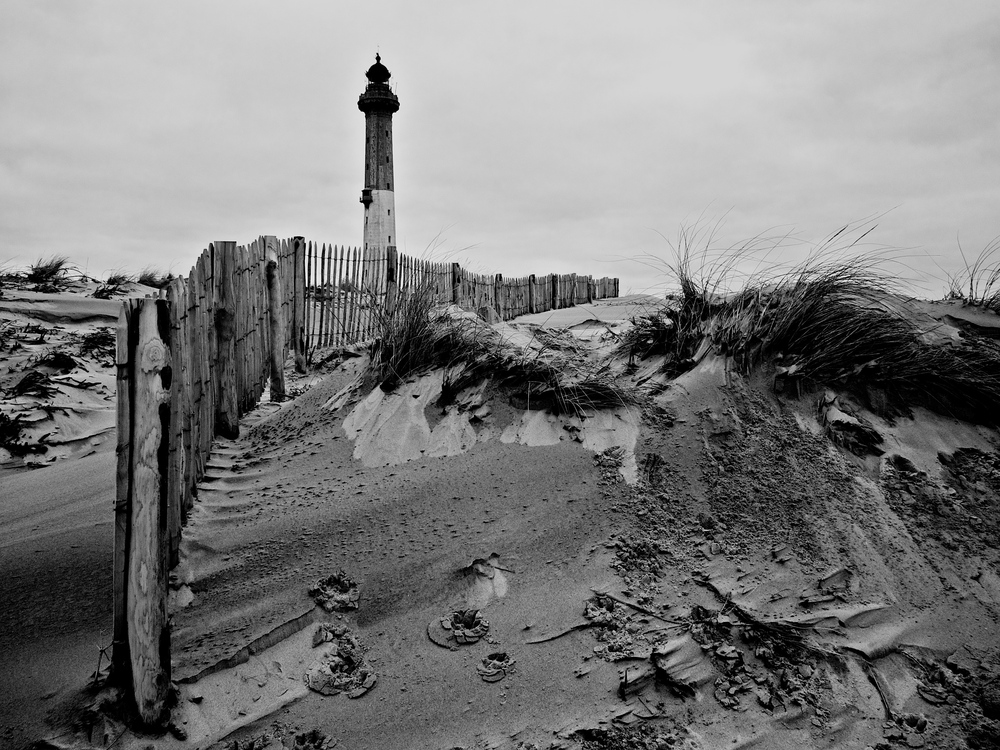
[[358, 54, 399, 263]]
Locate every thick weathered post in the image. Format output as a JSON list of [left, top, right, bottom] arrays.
[[265, 236, 287, 402], [213, 241, 239, 439], [385, 245, 398, 312], [528, 274, 537, 314], [551, 274, 559, 311], [494, 273, 503, 318], [126, 297, 172, 725], [292, 236, 308, 374]]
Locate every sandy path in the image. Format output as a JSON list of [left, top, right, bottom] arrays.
[[169, 370, 629, 748], [0, 447, 115, 748], [153, 335, 685, 750]]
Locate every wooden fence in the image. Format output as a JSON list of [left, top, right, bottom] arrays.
[[113, 235, 617, 724], [303, 243, 619, 354], [113, 236, 303, 723]]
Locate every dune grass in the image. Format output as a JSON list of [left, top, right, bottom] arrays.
[[366, 281, 444, 391], [137, 268, 175, 289], [364, 280, 635, 416], [78, 328, 116, 359], [93, 270, 134, 299], [945, 235, 1000, 311], [714, 262, 1000, 422], [636, 221, 1000, 424], [26, 255, 71, 289], [105, 270, 134, 286]]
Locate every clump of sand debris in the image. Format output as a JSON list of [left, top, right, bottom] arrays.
[[304, 624, 376, 698]]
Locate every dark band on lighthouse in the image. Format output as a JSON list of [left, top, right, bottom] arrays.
[[358, 54, 399, 257]]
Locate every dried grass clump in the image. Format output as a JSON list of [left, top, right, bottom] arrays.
[[137, 268, 175, 289], [78, 327, 116, 359], [628, 222, 797, 374], [615, 310, 674, 362], [367, 282, 445, 391], [27, 255, 71, 290], [105, 270, 134, 286], [0, 412, 46, 457], [714, 262, 1000, 423], [0, 261, 17, 296], [715, 259, 897, 375], [945, 235, 1000, 312], [644, 220, 1000, 424], [365, 281, 635, 416], [615, 302, 713, 375], [93, 270, 133, 299]]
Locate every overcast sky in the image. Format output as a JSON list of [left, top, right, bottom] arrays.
[[2, 1, 998, 295]]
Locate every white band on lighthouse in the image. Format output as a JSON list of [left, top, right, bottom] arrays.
[[363, 189, 396, 254]]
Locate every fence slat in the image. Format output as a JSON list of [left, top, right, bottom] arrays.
[[265, 236, 286, 401], [213, 242, 239, 438], [292, 237, 307, 373], [347, 246, 360, 343], [112, 301, 135, 683]]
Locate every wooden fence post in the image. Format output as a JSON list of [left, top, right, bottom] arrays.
[[528, 274, 537, 314], [386, 245, 398, 313], [494, 273, 503, 318], [551, 274, 559, 311], [112, 301, 136, 685], [265, 236, 286, 402], [292, 236, 307, 374], [213, 242, 239, 439], [451, 262, 462, 306], [165, 280, 185, 569], [123, 297, 172, 725]]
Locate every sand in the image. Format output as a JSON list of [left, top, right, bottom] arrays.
[[0, 280, 130, 747], [4, 288, 1000, 750]]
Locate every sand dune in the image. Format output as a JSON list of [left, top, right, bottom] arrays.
[[4, 285, 1000, 750]]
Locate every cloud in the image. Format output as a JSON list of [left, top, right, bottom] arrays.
[[0, 1, 997, 295]]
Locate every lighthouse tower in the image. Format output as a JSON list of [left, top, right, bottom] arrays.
[[358, 54, 399, 263]]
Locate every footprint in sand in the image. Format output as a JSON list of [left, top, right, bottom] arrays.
[[427, 609, 490, 650], [476, 651, 515, 682]]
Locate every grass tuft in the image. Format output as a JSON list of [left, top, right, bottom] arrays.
[[715, 262, 1000, 423], [27, 255, 71, 290], [643, 221, 1000, 425], [137, 268, 174, 289], [105, 270, 134, 287], [945, 235, 1000, 311], [367, 282, 444, 391], [363, 281, 635, 416], [92, 269, 136, 298], [78, 327, 116, 360]]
